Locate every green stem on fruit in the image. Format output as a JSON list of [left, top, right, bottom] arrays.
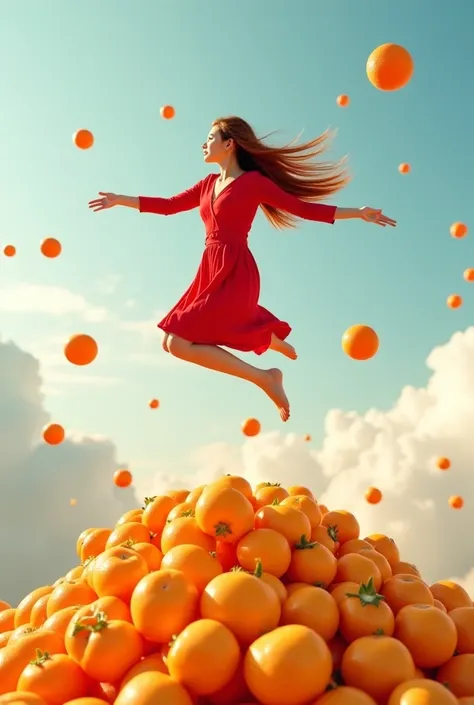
[[214, 522, 232, 538], [143, 496, 157, 508], [72, 610, 109, 636], [325, 525, 339, 543], [295, 535, 318, 550], [346, 578, 386, 606], [30, 649, 51, 667], [253, 559, 263, 578]]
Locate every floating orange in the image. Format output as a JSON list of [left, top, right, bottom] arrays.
[[336, 95, 350, 107], [449, 495, 464, 509], [450, 222, 468, 239], [41, 237, 62, 258], [70, 498, 77, 506], [304, 434, 311, 442], [342, 325, 379, 361], [3, 244, 16, 257], [436, 457, 451, 471], [463, 268, 474, 282], [366, 44, 414, 91], [114, 469, 133, 488], [42, 423, 65, 445], [241, 418, 261, 437], [447, 295, 462, 309], [149, 399, 160, 409], [365, 487, 382, 504], [160, 105, 175, 120], [73, 129, 94, 149], [64, 334, 98, 366], [398, 163, 410, 174]]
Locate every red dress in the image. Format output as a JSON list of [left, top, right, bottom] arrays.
[[139, 170, 336, 354]]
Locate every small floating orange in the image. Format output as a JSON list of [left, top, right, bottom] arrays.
[[42, 423, 65, 446], [41, 237, 62, 258], [64, 334, 98, 366], [149, 399, 160, 409], [342, 325, 379, 361], [436, 457, 451, 471], [447, 295, 462, 309], [450, 222, 468, 239], [336, 95, 350, 107], [73, 129, 94, 150], [241, 418, 261, 437], [3, 244, 16, 257], [398, 163, 410, 174], [365, 487, 382, 504], [160, 105, 175, 120], [463, 268, 474, 282], [449, 495, 464, 509], [114, 469, 133, 488]]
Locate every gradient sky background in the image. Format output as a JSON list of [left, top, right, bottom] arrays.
[[1, 0, 473, 484]]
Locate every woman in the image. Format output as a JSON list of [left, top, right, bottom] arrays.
[[89, 116, 396, 422]]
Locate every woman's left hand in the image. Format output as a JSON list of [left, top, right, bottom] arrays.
[[359, 206, 397, 227]]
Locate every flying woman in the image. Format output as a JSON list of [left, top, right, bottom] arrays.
[[89, 116, 396, 422]]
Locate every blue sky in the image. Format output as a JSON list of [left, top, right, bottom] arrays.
[[1, 0, 473, 482]]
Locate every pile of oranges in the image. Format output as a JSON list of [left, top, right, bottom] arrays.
[[0, 476, 473, 705]]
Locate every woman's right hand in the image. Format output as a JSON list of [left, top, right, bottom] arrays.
[[88, 192, 120, 212]]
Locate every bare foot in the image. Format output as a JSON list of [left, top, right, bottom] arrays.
[[278, 341, 298, 360], [269, 335, 298, 360], [258, 368, 290, 422]]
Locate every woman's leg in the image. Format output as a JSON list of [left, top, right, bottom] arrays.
[[268, 333, 298, 360], [166, 335, 290, 421], [162, 333, 170, 352]]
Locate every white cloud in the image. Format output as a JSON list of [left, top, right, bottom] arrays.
[[0, 283, 109, 322], [0, 337, 139, 605], [142, 327, 474, 593]]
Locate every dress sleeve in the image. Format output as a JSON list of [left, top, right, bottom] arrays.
[[256, 174, 337, 224], [138, 178, 206, 216]]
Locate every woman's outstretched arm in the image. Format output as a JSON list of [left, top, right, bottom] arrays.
[[255, 173, 395, 226], [88, 178, 207, 215]]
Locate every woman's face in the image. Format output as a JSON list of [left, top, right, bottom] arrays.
[[202, 125, 232, 164]]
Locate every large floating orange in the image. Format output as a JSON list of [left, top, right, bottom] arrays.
[[64, 334, 98, 366], [42, 423, 65, 445], [40, 237, 62, 258], [342, 325, 379, 361], [160, 105, 175, 120], [242, 418, 261, 437], [366, 43, 414, 91], [73, 129, 94, 150]]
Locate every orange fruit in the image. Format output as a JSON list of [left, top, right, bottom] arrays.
[[149, 398, 159, 409], [463, 268, 474, 282], [447, 294, 462, 309], [241, 417, 261, 436], [449, 495, 464, 509], [365, 487, 382, 504], [399, 163, 411, 174], [342, 325, 379, 361], [160, 105, 175, 120], [366, 43, 414, 91], [42, 424, 65, 446], [64, 334, 98, 366], [40, 238, 62, 258], [337, 94, 350, 107], [450, 222, 468, 239], [73, 130, 94, 149], [3, 244, 16, 257], [114, 469, 132, 488]]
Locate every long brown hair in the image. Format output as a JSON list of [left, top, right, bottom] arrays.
[[213, 116, 350, 230]]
